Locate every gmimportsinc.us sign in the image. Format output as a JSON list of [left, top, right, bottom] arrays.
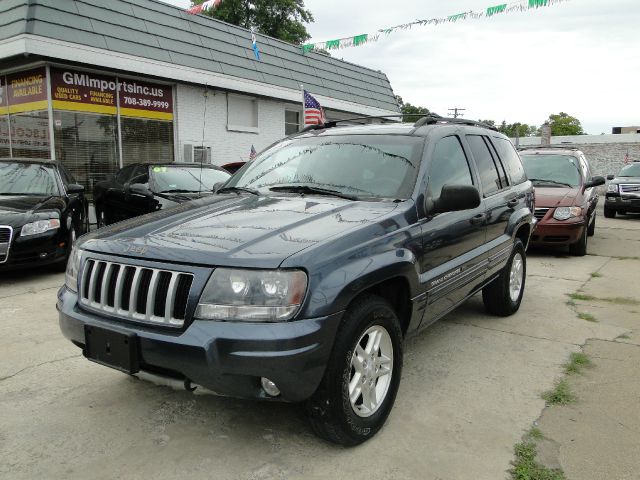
[[51, 68, 173, 120]]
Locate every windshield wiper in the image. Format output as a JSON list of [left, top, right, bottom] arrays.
[[529, 178, 573, 188], [159, 189, 201, 194], [216, 186, 260, 196], [269, 185, 358, 201]]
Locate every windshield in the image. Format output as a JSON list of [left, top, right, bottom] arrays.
[[224, 135, 423, 200], [618, 163, 640, 177], [150, 166, 231, 193], [520, 154, 582, 187], [0, 162, 59, 195]]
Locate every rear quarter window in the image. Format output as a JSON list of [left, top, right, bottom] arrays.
[[491, 137, 528, 185]]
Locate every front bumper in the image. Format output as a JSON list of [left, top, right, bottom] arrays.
[[605, 195, 640, 213], [57, 287, 342, 402], [530, 219, 585, 245], [0, 230, 66, 271]]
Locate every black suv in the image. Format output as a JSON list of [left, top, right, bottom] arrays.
[[58, 117, 534, 445], [605, 162, 640, 217]]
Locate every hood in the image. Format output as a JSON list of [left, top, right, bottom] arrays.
[[0, 195, 64, 228], [534, 187, 583, 208], [80, 194, 399, 269], [610, 176, 640, 185]]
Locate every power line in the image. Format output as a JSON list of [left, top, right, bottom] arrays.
[[448, 107, 466, 119]]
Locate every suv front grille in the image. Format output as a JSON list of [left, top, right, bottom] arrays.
[[620, 184, 640, 194], [534, 208, 550, 220], [79, 259, 194, 327], [0, 226, 13, 263]]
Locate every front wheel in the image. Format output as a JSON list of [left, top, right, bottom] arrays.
[[482, 240, 526, 316], [569, 225, 588, 256], [587, 214, 596, 237], [306, 295, 403, 446], [603, 206, 616, 218]]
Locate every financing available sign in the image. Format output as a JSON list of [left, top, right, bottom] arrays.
[[5, 68, 48, 114], [51, 68, 173, 120]]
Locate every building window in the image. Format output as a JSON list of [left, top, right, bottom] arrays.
[[227, 94, 258, 133], [121, 117, 174, 167], [53, 111, 119, 197], [9, 111, 51, 159], [285, 110, 301, 135], [0, 115, 9, 158]]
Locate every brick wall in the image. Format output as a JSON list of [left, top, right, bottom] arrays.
[[175, 84, 299, 166], [574, 143, 640, 177]]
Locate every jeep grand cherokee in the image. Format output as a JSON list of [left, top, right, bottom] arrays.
[[58, 116, 534, 445]]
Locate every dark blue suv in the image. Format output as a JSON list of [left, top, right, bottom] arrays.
[[58, 117, 534, 445]]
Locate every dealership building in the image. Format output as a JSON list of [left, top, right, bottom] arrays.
[[0, 0, 400, 195]]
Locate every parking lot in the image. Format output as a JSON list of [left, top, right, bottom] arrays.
[[1, 206, 638, 480]]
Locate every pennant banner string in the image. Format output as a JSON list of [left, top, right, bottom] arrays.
[[301, 0, 569, 53]]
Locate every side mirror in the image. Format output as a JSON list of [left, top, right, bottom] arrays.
[[606, 174, 615, 181], [429, 185, 481, 215], [129, 183, 153, 198], [584, 176, 606, 189], [67, 183, 85, 194]]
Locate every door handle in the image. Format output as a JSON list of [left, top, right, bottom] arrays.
[[470, 213, 487, 225]]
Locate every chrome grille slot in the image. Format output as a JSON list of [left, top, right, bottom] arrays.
[[80, 259, 193, 327], [620, 184, 640, 194], [0, 226, 12, 263], [534, 208, 550, 220]]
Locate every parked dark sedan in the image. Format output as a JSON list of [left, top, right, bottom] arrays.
[[0, 158, 88, 271], [604, 162, 640, 217], [94, 163, 231, 226]]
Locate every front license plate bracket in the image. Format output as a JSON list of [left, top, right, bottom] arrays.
[[83, 325, 140, 374]]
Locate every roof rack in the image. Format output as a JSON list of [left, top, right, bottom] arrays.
[[412, 115, 498, 131], [297, 113, 498, 134], [517, 145, 580, 151]]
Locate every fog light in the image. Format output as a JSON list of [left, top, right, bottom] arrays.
[[261, 377, 280, 397], [39, 252, 48, 259]]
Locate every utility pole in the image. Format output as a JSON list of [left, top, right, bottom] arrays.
[[448, 107, 466, 119]]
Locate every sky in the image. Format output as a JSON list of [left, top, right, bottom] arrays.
[[161, 0, 639, 135]]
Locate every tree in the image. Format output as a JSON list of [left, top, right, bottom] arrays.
[[498, 121, 538, 138], [396, 96, 431, 122], [193, 0, 314, 45], [546, 112, 585, 136]]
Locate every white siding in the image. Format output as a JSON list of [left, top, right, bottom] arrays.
[[176, 84, 285, 166]]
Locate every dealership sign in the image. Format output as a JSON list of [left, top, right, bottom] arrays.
[[51, 68, 173, 120], [4, 68, 48, 114]]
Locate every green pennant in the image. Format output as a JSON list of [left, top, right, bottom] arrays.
[[448, 13, 466, 22], [353, 34, 368, 46], [326, 39, 340, 49], [302, 44, 314, 53], [529, 0, 549, 7], [486, 4, 507, 16]]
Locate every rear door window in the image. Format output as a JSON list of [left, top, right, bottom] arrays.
[[466, 135, 502, 196], [491, 137, 527, 185], [427, 136, 474, 200]]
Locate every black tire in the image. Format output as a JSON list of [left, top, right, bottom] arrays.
[[482, 240, 526, 316], [569, 225, 588, 256], [587, 214, 596, 237], [306, 294, 403, 446], [603, 207, 615, 218]]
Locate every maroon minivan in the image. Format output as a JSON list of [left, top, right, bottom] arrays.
[[519, 147, 605, 256]]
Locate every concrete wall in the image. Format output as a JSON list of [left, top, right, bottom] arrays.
[[516, 133, 640, 177]]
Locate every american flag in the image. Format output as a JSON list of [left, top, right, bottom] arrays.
[[249, 144, 257, 160], [304, 90, 326, 126], [186, 0, 222, 15]]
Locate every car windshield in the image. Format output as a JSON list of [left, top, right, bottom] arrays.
[[0, 162, 58, 195], [223, 135, 423, 200], [618, 163, 640, 177], [151, 166, 231, 193], [520, 154, 582, 187]]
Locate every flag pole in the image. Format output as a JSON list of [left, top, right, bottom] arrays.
[[300, 84, 305, 131]]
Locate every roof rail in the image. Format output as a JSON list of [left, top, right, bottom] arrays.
[[517, 145, 580, 151], [297, 113, 435, 134], [413, 115, 498, 131]]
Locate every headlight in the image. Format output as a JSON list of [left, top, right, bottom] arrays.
[[21, 219, 60, 237], [607, 183, 619, 193], [553, 206, 583, 221], [195, 268, 307, 322], [65, 247, 82, 293]]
